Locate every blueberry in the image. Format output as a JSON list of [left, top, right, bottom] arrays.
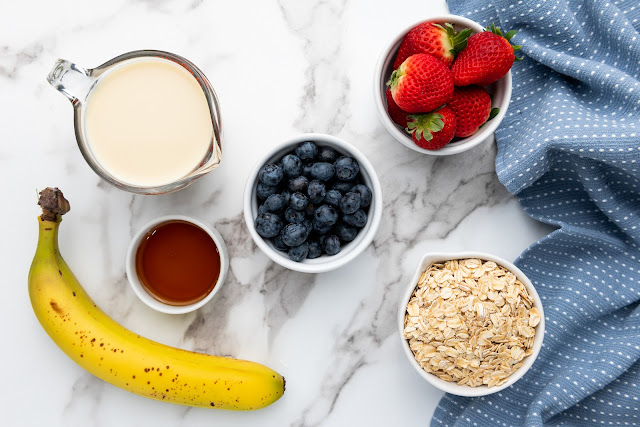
[[256, 182, 278, 200], [307, 239, 322, 259], [258, 163, 283, 186], [331, 181, 354, 193], [323, 235, 341, 255], [290, 192, 309, 211], [310, 162, 335, 181], [334, 222, 358, 242], [324, 189, 342, 206], [254, 213, 283, 238], [351, 184, 372, 207], [280, 190, 291, 204], [272, 234, 288, 251], [288, 175, 309, 193], [281, 223, 308, 247], [318, 147, 338, 163], [334, 156, 360, 181], [307, 180, 326, 204], [281, 154, 302, 177], [295, 141, 318, 161], [313, 219, 333, 234], [258, 204, 267, 215], [284, 207, 305, 223], [263, 193, 285, 213], [340, 192, 361, 214], [343, 209, 368, 228], [288, 242, 309, 262], [303, 163, 313, 177], [314, 204, 339, 227]]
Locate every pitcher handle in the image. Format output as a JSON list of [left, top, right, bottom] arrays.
[[47, 59, 93, 106]]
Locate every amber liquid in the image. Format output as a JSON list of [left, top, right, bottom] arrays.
[[135, 220, 221, 306]]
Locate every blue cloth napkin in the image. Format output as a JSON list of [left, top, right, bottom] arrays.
[[434, 1, 640, 425]]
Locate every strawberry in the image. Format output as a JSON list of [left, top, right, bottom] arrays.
[[451, 24, 522, 86], [385, 88, 410, 127], [387, 54, 454, 113], [393, 22, 472, 69], [447, 86, 498, 137], [406, 105, 457, 150]]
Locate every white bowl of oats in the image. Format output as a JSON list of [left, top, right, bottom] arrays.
[[398, 252, 544, 397]]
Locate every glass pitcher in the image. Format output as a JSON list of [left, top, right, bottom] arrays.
[[47, 50, 223, 195]]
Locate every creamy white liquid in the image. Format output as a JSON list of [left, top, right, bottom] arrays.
[[84, 58, 213, 187]]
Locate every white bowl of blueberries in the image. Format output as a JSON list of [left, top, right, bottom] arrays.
[[243, 133, 382, 273]]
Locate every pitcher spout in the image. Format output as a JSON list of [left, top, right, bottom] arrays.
[[47, 59, 94, 106]]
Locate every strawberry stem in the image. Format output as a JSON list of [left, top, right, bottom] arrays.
[[405, 113, 444, 141]]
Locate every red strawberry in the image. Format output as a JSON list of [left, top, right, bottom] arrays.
[[387, 54, 454, 113], [393, 22, 472, 69], [385, 88, 410, 127], [447, 86, 498, 137], [406, 106, 457, 150], [452, 24, 522, 86]]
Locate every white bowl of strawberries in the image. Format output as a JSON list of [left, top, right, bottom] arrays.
[[374, 15, 518, 155]]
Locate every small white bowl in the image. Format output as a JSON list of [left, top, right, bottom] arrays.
[[243, 133, 382, 274], [126, 215, 229, 314], [373, 15, 513, 156], [398, 252, 545, 397]]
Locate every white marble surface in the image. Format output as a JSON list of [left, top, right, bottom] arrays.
[[1, 1, 554, 425]]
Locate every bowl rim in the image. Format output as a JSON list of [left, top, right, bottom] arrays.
[[373, 14, 513, 156], [397, 251, 545, 397], [125, 214, 229, 314], [243, 133, 383, 274]]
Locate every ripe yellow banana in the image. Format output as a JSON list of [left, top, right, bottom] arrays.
[[28, 188, 284, 410]]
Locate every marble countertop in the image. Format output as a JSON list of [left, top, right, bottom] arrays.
[[1, 0, 554, 425]]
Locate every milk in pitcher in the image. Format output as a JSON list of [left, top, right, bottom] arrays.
[[83, 58, 213, 187]]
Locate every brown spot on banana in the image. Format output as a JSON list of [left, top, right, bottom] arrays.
[[49, 300, 63, 315]]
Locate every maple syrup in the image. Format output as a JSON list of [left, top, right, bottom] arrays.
[[135, 220, 221, 306]]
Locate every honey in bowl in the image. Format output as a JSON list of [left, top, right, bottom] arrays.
[[135, 220, 221, 306]]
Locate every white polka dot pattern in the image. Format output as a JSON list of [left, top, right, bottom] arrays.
[[434, 0, 640, 425]]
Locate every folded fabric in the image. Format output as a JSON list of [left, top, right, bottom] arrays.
[[433, 0, 640, 425]]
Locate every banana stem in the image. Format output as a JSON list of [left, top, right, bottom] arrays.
[[38, 187, 70, 221]]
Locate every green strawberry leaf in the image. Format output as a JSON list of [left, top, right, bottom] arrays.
[[486, 23, 517, 41], [386, 68, 404, 89], [406, 113, 444, 141], [435, 23, 472, 56], [450, 28, 472, 54]]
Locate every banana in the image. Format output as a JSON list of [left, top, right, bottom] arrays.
[[28, 188, 285, 410]]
